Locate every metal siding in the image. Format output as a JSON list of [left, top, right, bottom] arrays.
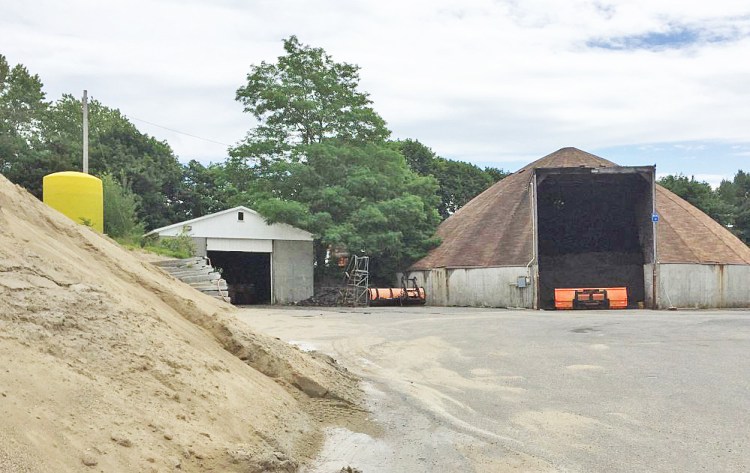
[[206, 238, 272, 252], [152, 207, 313, 241]]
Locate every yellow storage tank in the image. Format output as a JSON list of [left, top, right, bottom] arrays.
[[43, 171, 103, 232]]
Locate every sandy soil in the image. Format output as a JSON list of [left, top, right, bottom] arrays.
[[0, 174, 367, 472]]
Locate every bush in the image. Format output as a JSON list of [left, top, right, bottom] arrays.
[[102, 174, 143, 238], [155, 233, 196, 259], [133, 231, 195, 259]]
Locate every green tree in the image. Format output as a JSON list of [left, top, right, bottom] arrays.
[[717, 170, 750, 243], [41, 94, 184, 229], [658, 174, 733, 226], [0, 54, 50, 190], [102, 173, 142, 238], [398, 139, 508, 218], [248, 141, 441, 282], [231, 38, 440, 281], [232, 35, 389, 163], [175, 160, 234, 219]]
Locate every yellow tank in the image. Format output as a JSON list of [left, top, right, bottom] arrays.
[[43, 171, 103, 232]]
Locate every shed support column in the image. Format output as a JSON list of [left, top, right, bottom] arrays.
[[531, 172, 540, 310]]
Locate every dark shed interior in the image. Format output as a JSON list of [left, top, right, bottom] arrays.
[[207, 251, 271, 305], [536, 167, 654, 309]]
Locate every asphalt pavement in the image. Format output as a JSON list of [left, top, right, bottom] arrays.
[[236, 306, 750, 472]]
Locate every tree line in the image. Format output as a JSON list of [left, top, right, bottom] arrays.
[[0, 43, 505, 282], [2, 39, 748, 281], [658, 173, 750, 244]]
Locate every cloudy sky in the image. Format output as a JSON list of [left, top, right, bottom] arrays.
[[2, 0, 749, 185]]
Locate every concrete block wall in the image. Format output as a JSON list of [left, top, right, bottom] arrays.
[[643, 264, 655, 309], [272, 240, 314, 304], [657, 263, 750, 309], [402, 267, 534, 308], [191, 237, 207, 257]]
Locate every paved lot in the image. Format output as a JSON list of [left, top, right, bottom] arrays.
[[237, 307, 750, 472]]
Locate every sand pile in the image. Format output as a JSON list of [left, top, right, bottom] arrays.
[[0, 174, 362, 472]]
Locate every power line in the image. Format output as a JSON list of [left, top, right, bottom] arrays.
[[128, 116, 232, 147]]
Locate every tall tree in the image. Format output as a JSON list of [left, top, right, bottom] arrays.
[[658, 174, 733, 226], [717, 170, 750, 243], [250, 141, 441, 282], [41, 94, 184, 229], [231, 38, 439, 281], [398, 139, 508, 219], [175, 160, 235, 219], [0, 54, 50, 189], [232, 35, 389, 163]]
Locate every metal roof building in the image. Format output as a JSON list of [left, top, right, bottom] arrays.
[[148, 206, 313, 305], [406, 148, 750, 309]]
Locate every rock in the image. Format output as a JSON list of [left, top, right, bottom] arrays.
[[292, 372, 329, 398], [110, 433, 133, 447], [81, 453, 98, 467]]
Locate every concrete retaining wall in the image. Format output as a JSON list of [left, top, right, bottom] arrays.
[[643, 263, 655, 309], [272, 240, 314, 304], [191, 237, 207, 257], [401, 267, 534, 308], [657, 263, 750, 309], [404, 263, 749, 309]]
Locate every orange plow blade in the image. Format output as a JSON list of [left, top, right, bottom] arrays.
[[554, 287, 628, 310]]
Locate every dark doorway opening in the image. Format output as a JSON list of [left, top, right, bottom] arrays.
[[207, 251, 271, 305], [536, 167, 654, 310]]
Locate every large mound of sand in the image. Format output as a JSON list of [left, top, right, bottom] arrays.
[[0, 174, 362, 472]]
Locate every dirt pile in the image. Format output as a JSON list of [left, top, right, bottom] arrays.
[[294, 287, 343, 306], [0, 174, 363, 472]]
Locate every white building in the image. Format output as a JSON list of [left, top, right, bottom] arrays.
[[147, 206, 314, 305]]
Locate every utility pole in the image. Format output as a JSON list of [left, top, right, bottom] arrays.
[[82, 90, 89, 173]]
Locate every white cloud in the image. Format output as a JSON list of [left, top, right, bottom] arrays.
[[1, 0, 749, 171]]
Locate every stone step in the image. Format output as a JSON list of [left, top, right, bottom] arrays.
[[180, 272, 221, 284], [190, 281, 229, 291], [153, 257, 205, 268], [151, 258, 230, 304], [162, 263, 210, 273], [199, 289, 228, 296], [164, 266, 213, 277]]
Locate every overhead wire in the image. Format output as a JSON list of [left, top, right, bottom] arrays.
[[127, 116, 232, 147]]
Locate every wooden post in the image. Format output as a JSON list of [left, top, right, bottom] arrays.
[[82, 90, 89, 174]]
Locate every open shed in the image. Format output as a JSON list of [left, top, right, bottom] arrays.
[[147, 206, 313, 305], [407, 147, 750, 309]]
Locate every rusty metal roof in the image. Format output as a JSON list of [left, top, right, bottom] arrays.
[[410, 147, 750, 269]]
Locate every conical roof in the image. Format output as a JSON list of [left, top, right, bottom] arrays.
[[411, 147, 750, 269]]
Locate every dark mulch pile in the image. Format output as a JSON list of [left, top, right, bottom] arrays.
[[294, 286, 343, 306]]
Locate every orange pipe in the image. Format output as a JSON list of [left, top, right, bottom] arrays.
[[368, 287, 426, 305]]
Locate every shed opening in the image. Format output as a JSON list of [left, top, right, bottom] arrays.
[[207, 251, 271, 305], [535, 167, 654, 310]]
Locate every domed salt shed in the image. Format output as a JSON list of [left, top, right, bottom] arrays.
[[43, 171, 103, 232]]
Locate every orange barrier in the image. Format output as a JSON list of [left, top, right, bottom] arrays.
[[368, 286, 426, 306], [554, 287, 628, 310]]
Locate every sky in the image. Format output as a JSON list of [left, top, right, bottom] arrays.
[[2, 0, 749, 186]]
